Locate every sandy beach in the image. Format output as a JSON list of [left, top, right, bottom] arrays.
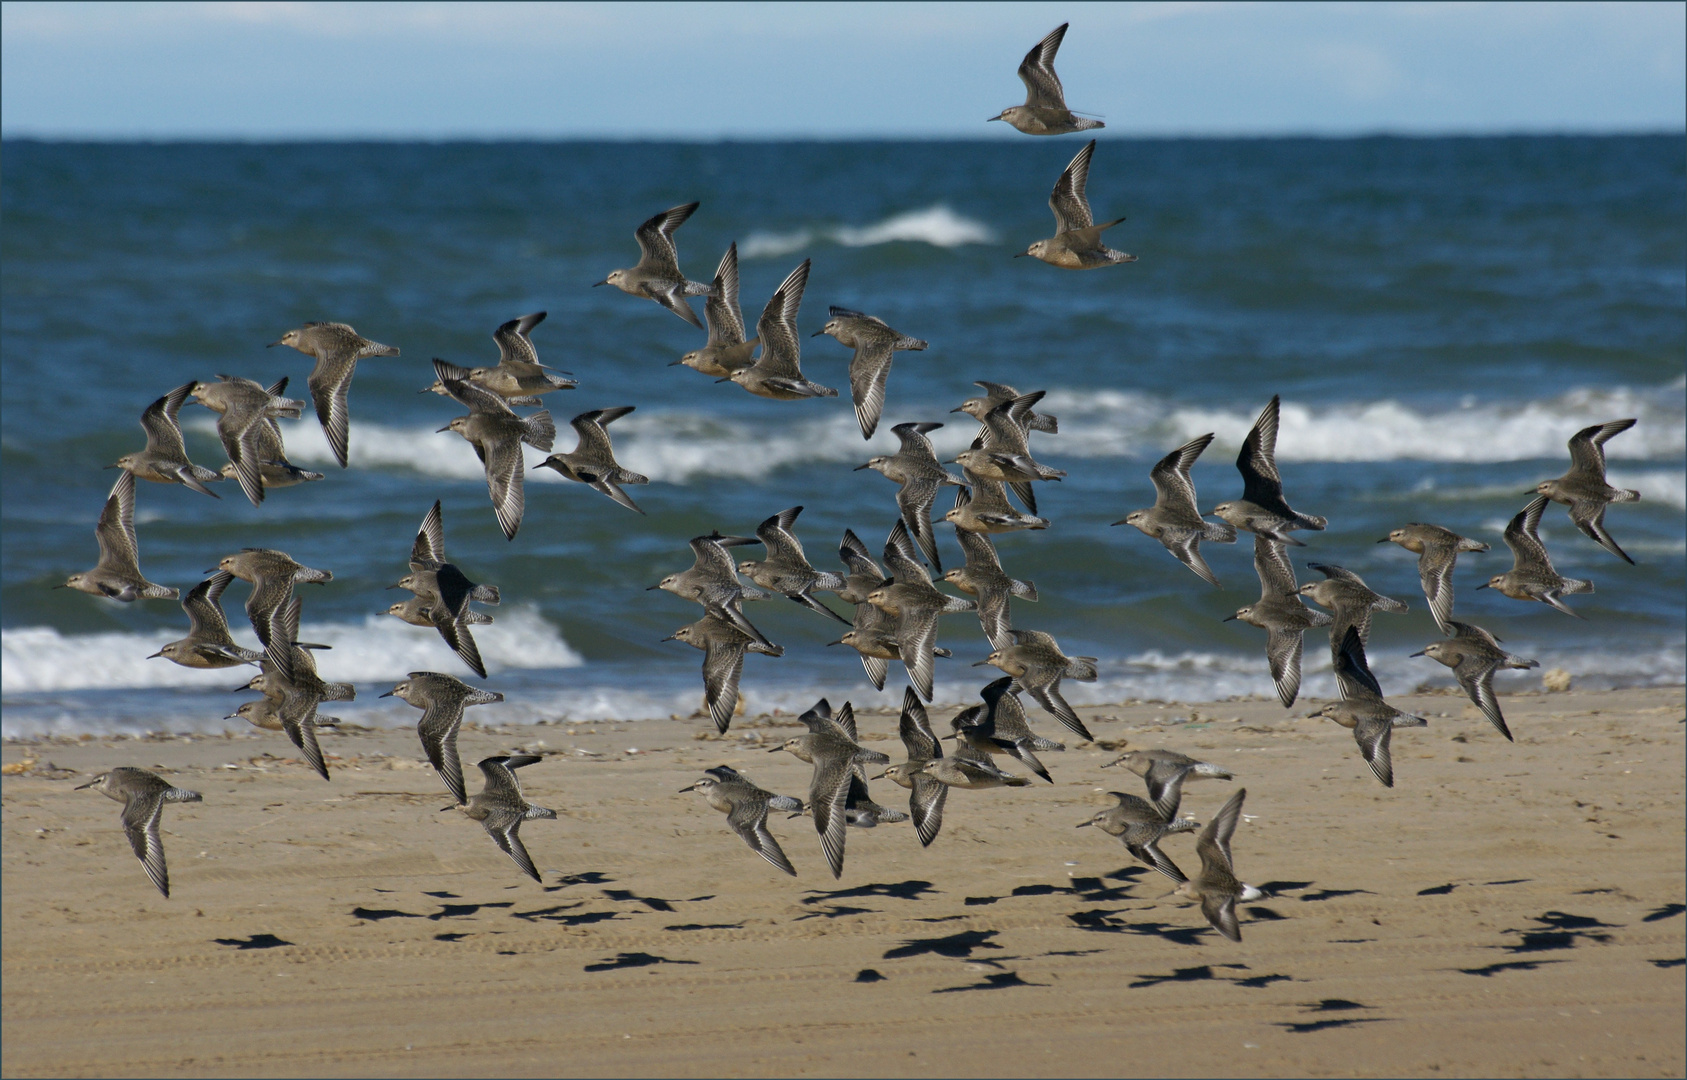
[[3, 684, 1682, 1078]]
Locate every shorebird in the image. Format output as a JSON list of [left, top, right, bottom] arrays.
[[834, 605, 952, 693], [856, 422, 965, 571], [1298, 563, 1409, 658], [1482, 495, 1594, 617], [989, 23, 1104, 135], [680, 766, 802, 876], [1101, 747, 1234, 821], [535, 407, 649, 514], [1075, 791, 1196, 882], [951, 390, 1064, 515], [1225, 536, 1332, 708], [61, 472, 177, 603], [226, 698, 340, 734], [665, 613, 783, 733], [1311, 627, 1427, 788], [381, 672, 504, 804], [75, 768, 202, 898], [738, 506, 850, 625], [434, 359, 556, 540], [425, 312, 576, 404], [652, 532, 773, 648], [812, 306, 928, 439], [950, 676, 1063, 783], [213, 547, 332, 663], [391, 500, 499, 677], [1211, 395, 1327, 544], [149, 571, 262, 669], [269, 321, 400, 468], [1174, 788, 1263, 942], [942, 528, 1038, 650], [1533, 418, 1642, 564], [453, 755, 556, 883], [242, 597, 353, 781], [112, 382, 222, 498], [944, 472, 1050, 535], [1018, 141, 1134, 269], [865, 520, 976, 701], [190, 375, 308, 506], [675, 243, 760, 377], [729, 260, 837, 400], [920, 746, 1032, 790], [953, 381, 1058, 435], [873, 688, 950, 847], [830, 528, 889, 607], [1380, 523, 1489, 633], [1115, 433, 1235, 587], [772, 700, 890, 878], [595, 202, 712, 327], [978, 628, 1097, 742], [1412, 621, 1538, 742]]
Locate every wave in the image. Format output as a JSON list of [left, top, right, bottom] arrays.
[[741, 205, 994, 260], [0, 605, 581, 695]]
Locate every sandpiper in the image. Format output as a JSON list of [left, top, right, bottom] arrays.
[[1380, 523, 1489, 634], [944, 471, 1050, 535], [1310, 627, 1427, 788], [424, 312, 577, 403], [772, 699, 891, 878], [535, 407, 650, 514], [1075, 792, 1196, 883], [978, 629, 1097, 742], [269, 321, 400, 468], [953, 381, 1058, 435], [217, 395, 323, 492], [680, 766, 802, 876], [988, 23, 1104, 135], [148, 571, 262, 669], [1018, 141, 1135, 269], [595, 202, 713, 327], [1298, 563, 1409, 658], [190, 375, 307, 506], [865, 521, 976, 701], [665, 613, 783, 733], [1211, 395, 1327, 544], [942, 521, 1039, 650], [61, 472, 177, 603], [75, 768, 202, 898], [872, 687, 950, 847], [812, 306, 928, 439], [1101, 747, 1234, 821], [1224, 536, 1332, 708], [675, 243, 760, 377], [454, 755, 556, 883], [1533, 419, 1642, 564], [856, 422, 965, 571], [1482, 495, 1594, 617], [381, 672, 505, 804], [728, 260, 838, 400], [950, 676, 1064, 783], [1412, 621, 1538, 742], [1114, 433, 1236, 588], [242, 597, 352, 781], [951, 390, 1064, 515], [920, 748, 1032, 790], [112, 382, 222, 498], [434, 359, 556, 540], [213, 547, 331, 665], [1174, 788, 1264, 942], [738, 506, 851, 625], [651, 532, 773, 649]]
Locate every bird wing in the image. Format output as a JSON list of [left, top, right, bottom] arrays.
[[121, 790, 172, 897], [809, 745, 854, 879], [848, 339, 895, 440], [485, 811, 542, 882], [483, 435, 527, 541], [1143, 762, 1192, 821], [1264, 627, 1305, 709], [1150, 434, 1213, 515], [895, 481, 943, 571], [898, 686, 942, 761], [492, 311, 545, 366], [1567, 418, 1635, 480], [1049, 139, 1096, 233], [1418, 545, 1459, 634], [704, 243, 746, 346], [756, 506, 809, 566], [1455, 655, 1513, 742], [892, 421, 943, 459], [1165, 530, 1220, 588], [837, 528, 884, 581], [701, 636, 748, 734], [435, 614, 488, 679], [896, 606, 941, 703], [1570, 501, 1633, 564], [726, 798, 796, 876], [1252, 535, 1298, 599], [633, 201, 698, 275], [140, 383, 195, 459], [884, 519, 933, 586], [1201, 893, 1242, 942], [418, 699, 468, 804], [305, 360, 355, 469], [1354, 718, 1395, 787], [412, 500, 445, 565], [95, 471, 143, 576], [1237, 394, 1287, 506], [569, 407, 633, 464], [1504, 496, 1553, 574], [1332, 626, 1384, 703], [753, 260, 811, 379], [182, 571, 236, 641], [1018, 22, 1070, 109], [909, 775, 948, 848]]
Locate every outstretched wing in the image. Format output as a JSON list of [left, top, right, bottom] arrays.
[[1018, 22, 1070, 109], [1049, 139, 1096, 234]]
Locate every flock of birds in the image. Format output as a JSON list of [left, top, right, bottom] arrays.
[[59, 24, 1644, 944]]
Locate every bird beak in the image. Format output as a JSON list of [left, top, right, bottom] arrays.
[[825, 639, 842, 647], [385, 583, 403, 590], [660, 634, 677, 643], [439, 806, 456, 812], [949, 406, 965, 413], [232, 684, 251, 693], [146, 648, 165, 658], [667, 360, 684, 366], [1109, 519, 1127, 527], [646, 584, 661, 591], [435, 424, 453, 433], [1475, 582, 1490, 590], [852, 463, 870, 471], [1304, 709, 1323, 719], [1522, 490, 1537, 496], [971, 660, 991, 667], [1376, 537, 1391, 544], [1074, 820, 1092, 828], [1282, 591, 1301, 599], [810, 329, 825, 338], [1012, 252, 1029, 258], [714, 377, 733, 384], [1408, 650, 1426, 657], [203, 566, 220, 574], [224, 710, 242, 720], [766, 745, 785, 753], [676, 783, 699, 793], [378, 690, 395, 698], [74, 778, 101, 790], [266, 339, 283, 348], [591, 280, 608, 288], [1221, 614, 1238, 622]]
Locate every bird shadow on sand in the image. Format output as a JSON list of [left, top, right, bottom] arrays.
[[426, 901, 514, 921], [803, 879, 939, 904], [1501, 911, 1618, 953], [1067, 908, 1210, 946], [933, 970, 1047, 993], [584, 952, 700, 973], [603, 888, 715, 912], [1128, 963, 1292, 989], [213, 933, 294, 950], [884, 928, 1004, 961]]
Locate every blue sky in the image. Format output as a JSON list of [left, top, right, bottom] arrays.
[[2, 1, 1682, 138]]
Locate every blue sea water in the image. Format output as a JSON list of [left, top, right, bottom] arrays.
[[2, 136, 1682, 738]]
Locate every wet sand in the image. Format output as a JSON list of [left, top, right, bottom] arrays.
[[3, 685, 1683, 1078]]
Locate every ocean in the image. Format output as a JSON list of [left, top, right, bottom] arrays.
[[2, 136, 1682, 738]]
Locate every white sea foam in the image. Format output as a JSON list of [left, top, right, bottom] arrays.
[[0, 605, 580, 695], [741, 205, 994, 260]]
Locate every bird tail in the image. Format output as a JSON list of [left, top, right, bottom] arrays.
[[164, 787, 204, 803], [1029, 413, 1058, 435], [1503, 654, 1540, 670], [1457, 537, 1491, 552], [1294, 512, 1329, 530], [321, 681, 357, 702], [1011, 579, 1039, 602], [1612, 488, 1641, 503], [295, 566, 334, 585], [521, 411, 556, 452], [1202, 520, 1238, 543], [811, 571, 848, 592], [1065, 656, 1099, 681], [612, 468, 650, 486], [1561, 577, 1595, 595], [470, 584, 501, 605], [1164, 816, 1201, 834], [462, 610, 494, 626], [1374, 595, 1410, 614], [896, 335, 929, 351], [357, 341, 401, 359]]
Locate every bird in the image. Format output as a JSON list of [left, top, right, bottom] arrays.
[[217, 391, 323, 493], [535, 407, 650, 514], [212, 547, 332, 665], [1101, 747, 1234, 821], [380, 672, 505, 804], [664, 613, 783, 734], [60, 472, 177, 603], [1481, 495, 1594, 618], [1210, 395, 1327, 544], [189, 375, 308, 506], [865, 520, 976, 701], [110, 382, 222, 498], [1412, 621, 1539, 742], [1380, 523, 1490, 634], [434, 359, 556, 540], [737, 506, 851, 625], [812, 306, 928, 439], [680, 766, 802, 876], [269, 321, 400, 468], [953, 381, 1058, 435], [944, 472, 1050, 535], [1298, 563, 1409, 658], [226, 698, 341, 735], [651, 532, 774, 649], [988, 23, 1104, 135], [978, 629, 1097, 742], [872, 687, 950, 847], [1174, 788, 1264, 942], [941, 527, 1038, 651], [828, 528, 889, 607], [392, 500, 501, 616], [772, 699, 891, 878], [951, 390, 1064, 513], [728, 260, 837, 400], [950, 676, 1063, 783], [75, 768, 202, 899], [595, 202, 712, 328], [856, 422, 965, 571], [452, 755, 556, 883], [423, 312, 577, 403], [148, 571, 262, 669], [1533, 419, 1641, 564], [675, 243, 760, 377], [1310, 627, 1428, 788], [834, 605, 952, 694], [1224, 536, 1332, 708], [1075, 791, 1196, 883], [1018, 140, 1135, 269], [1114, 433, 1236, 588], [386, 595, 492, 630], [919, 748, 1032, 790], [241, 597, 352, 781]]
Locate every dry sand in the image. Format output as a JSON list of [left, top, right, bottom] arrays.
[[3, 685, 1683, 1078]]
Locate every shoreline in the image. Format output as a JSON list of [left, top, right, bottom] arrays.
[[5, 685, 1683, 1077]]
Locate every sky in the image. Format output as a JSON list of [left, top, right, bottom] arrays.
[[1, 1, 1683, 139]]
